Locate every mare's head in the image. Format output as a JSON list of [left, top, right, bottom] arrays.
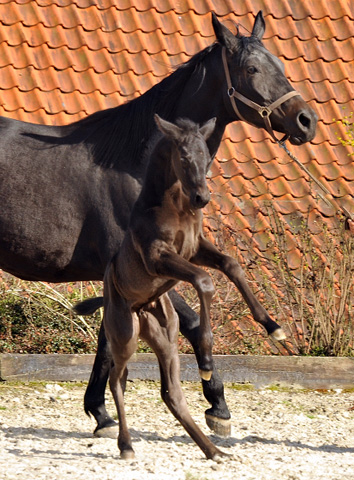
[[154, 114, 216, 210], [212, 12, 318, 144]]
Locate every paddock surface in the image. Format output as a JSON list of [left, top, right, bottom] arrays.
[[0, 380, 353, 480]]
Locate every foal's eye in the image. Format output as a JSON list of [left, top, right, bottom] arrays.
[[247, 66, 257, 75]]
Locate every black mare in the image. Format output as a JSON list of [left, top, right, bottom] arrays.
[[0, 12, 317, 436]]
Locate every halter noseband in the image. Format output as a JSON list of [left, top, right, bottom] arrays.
[[222, 47, 301, 143]]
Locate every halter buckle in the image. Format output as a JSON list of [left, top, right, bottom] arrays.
[[258, 106, 272, 118], [227, 87, 235, 98]]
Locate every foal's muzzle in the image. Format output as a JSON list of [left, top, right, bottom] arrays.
[[192, 189, 210, 209]]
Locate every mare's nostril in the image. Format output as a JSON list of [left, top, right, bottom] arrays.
[[298, 112, 311, 130]]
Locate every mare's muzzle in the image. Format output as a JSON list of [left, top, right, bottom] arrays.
[[221, 47, 317, 144]]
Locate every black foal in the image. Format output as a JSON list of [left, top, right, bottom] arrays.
[[98, 114, 226, 459]]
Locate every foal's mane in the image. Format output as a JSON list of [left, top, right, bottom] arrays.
[[73, 43, 218, 169]]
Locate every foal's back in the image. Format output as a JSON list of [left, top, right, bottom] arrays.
[[113, 115, 216, 308]]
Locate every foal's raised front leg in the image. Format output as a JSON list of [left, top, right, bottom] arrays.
[[191, 237, 286, 340]]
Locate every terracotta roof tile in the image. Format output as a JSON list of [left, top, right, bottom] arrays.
[[0, 0, 353, 271]]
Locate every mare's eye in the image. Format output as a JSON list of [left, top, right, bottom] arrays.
[[247, 66, 257, 74]]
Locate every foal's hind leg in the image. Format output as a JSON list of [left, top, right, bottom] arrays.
[[104, 273, 139, 458], [140, 295, 227, 460], [154, 253, 215, 380], [169, 290, 231, 437]]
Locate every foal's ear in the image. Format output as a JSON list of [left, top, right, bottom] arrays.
[[211, 12, 238, 50], [200, 117, 217, 141], [251, 11, 265, 40], [154, 114, 181, 140]]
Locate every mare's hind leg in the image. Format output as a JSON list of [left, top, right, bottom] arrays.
[[169, 290, 231, 437], [140, 294, 227, 460]]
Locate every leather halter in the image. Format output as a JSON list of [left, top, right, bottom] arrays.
[[221, 47, 301, 143]]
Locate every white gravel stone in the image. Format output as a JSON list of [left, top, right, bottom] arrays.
[[0, 380, 353, 480]]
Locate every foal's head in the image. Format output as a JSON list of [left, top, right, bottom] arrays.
[[154, 114, 216, 209]]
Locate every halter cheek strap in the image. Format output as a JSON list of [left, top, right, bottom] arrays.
[[221, 47, 302, 143]]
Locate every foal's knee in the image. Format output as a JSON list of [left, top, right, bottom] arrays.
[[194, 272, 215, 299], [221, 255, 243, 277]]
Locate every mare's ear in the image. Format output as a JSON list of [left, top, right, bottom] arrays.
[[211, 12, 238, 50], [154, 114, 181, 140], [200, 117, 217, 141], [251, 11, 265, 40]]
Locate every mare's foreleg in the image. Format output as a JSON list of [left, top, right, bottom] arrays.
[[192, 237, 286, 340], [168, 290, 231, 436], [140, 295, 226, 460], [83, 321, 117, 437]]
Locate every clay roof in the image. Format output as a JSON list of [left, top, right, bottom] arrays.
[[0, 0, 353, 267]]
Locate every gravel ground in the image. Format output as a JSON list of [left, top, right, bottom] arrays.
[[0, 380, 354, 480]]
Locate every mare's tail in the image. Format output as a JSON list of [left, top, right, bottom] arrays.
[[73, 296, 104, 315]]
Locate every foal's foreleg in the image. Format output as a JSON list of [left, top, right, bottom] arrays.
[[154, 252, 215, 379], [191, 237, 286, 340]]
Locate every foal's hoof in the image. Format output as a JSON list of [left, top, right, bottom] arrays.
[[205, 413, 231, 437], [270, 327, 286, 341], [212, 450, 232, 462], [93, 424, 118, 439], [199, 369, 213, 381], [121, 449, 135, 460]]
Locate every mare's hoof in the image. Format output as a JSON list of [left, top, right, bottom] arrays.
[[199, 369, 213, 381], [93, 424, 118, 439], [270, 327, 286, 341], [121, 449, 135, 460], [205, 413, 231, 437]]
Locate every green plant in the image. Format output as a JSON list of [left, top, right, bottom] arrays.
[[0, 273, 103, 354], [336, 112, 354, 154]]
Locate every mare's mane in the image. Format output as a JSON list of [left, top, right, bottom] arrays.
[[76, 44, 218, 169], [20, 33, 263, 170]]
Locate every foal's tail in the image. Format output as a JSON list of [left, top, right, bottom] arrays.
[[73, 296, 104, 315]]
